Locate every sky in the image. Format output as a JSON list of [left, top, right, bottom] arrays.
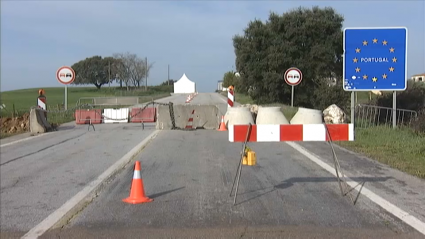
[[1, 0, 424, 93]]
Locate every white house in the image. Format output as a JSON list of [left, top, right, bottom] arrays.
[[411, 73, 425, 82], [174, 73, 196, 94], [217, 81, 223, 91]]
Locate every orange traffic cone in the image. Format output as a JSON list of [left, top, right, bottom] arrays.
[[218, 115, 227, 131], [122, 161, 153, 204]]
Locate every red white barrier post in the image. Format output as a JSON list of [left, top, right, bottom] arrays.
[[228, 90, 234, 107], [37, 89, 47, 120]]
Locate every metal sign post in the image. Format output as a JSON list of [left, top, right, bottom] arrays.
[[343, 27, 408, 128], [56, 66, 76, 110], [284, 67, 303, 107]]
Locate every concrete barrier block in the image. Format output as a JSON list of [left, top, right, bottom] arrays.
[[224, 107, 255, 128], [256, 106, 290, 125], [290, 107, 323, 124], [30, 108, 52, 133], [156, 104, 220, 130]]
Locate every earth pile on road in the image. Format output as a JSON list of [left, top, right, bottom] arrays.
[[1, 113, 30, 134]]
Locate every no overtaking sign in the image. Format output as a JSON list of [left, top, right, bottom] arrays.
[[284, 67, 303, 107]]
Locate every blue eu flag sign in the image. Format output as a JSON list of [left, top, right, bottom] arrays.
[[343, 27, 408, 91]]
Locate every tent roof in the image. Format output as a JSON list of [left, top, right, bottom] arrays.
[[176, 73, 194, 83]]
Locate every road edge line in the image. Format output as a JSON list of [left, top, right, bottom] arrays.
[[21, 130, 160, 239], [0, 133, 52, 148], [285, 141, 425, 236]]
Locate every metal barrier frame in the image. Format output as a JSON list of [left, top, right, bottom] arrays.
[[355, 104, 418, 128], [75, 97, 156, 129]]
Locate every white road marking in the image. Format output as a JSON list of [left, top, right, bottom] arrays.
[[21, 130, 160, 239], [215, 93, 228, 103], [0, 133, 51, 148], [285, 141, 425, 236]]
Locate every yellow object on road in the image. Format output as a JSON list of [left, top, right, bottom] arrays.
[[247, 151, 256, 166], [242, 156, 248, 165]]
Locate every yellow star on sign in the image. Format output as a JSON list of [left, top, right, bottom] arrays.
[[362, 40, 368, 46], [392, 57, 397, 63], [389, 67, 395, 72], [373, 38, 378, 44], [390, 47, 395, 53], [355, 48, 361, 53], [363, 74, 368, 80], [355, 67, 361, 72], [372, 77, 378, 82], [382, 73, 388, 79], [382, 40, 388, 45], [353, 58, 358, 63]]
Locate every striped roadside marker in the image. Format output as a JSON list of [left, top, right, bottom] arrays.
[[228, 90, 234, 107]]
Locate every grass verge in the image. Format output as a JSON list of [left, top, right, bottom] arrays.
[[220, 91, 425, 179], [337, 127, 425, 179]]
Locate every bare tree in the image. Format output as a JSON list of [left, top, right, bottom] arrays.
[[113, 52, 154, 91], [129, 57, 145, 88], [113, 52, 132, 91]]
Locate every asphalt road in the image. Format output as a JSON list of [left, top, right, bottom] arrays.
[[35, 93, 423, 239], [0, 94, 183, 237]]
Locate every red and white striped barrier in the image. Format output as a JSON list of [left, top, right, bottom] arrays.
[[228, 90, 234, 107], [229, 124, 354, 142], [75, 107, 156, 125], [37, 96, 46, 110]]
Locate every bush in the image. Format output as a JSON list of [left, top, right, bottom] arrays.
[[370, 81, 425, 126], [311, 82, 351, 112], [412, 109, 425, 135], [372, 81, 425, 111]]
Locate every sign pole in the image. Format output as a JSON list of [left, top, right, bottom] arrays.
[[393, 91, 397, 128], [284, 67, 303, 107], [65, 85, 68, 110], [291, 85, 294, 107], [351, 92, 355, 125], [343, 27, 407, 130], [56, 66, 75, 111]]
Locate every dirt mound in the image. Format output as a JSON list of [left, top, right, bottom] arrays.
[[1, 113, 30, 134]]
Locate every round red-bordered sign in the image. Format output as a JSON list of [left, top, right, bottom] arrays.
[[284, 67, 303, 86], [56, 66, 76, 85]]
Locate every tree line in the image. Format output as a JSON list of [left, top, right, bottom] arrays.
[[224, 6, 349, 110], [223, 5, 424, 132], [71, 52, 153, 91]]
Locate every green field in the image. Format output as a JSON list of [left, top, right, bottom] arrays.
[[221, 91, 425, 179], [1, 86, 172, 116], [0, 85, 172, 139]]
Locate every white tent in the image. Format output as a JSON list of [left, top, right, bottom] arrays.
[[174, 73, 196, 94]]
